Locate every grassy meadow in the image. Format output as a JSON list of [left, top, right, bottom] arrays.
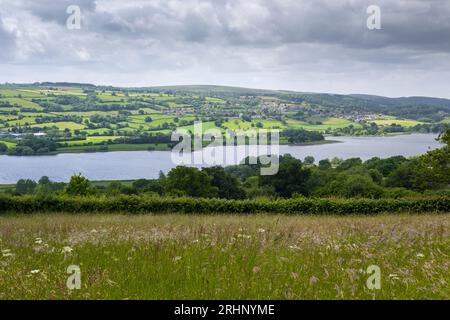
[[0, 213, 448, 300]]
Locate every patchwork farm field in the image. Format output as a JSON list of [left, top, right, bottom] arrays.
[[0, 83, 437, 156], [0, 213, 448, 300], [372, 119, 424, 127]]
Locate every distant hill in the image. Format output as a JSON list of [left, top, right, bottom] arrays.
[[350, 94, 450, 108], [34, 82, 97, 88], [143, 85, 280, 95]]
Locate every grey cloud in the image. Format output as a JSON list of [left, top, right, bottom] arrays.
[[0, 13, 14, 56], [79, 0, 450, 51], [0, 0, 449, 98], [13, 0, 97, 26]]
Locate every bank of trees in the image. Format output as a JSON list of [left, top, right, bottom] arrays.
[[281, 129, 324, 144], [6, 136, 58, 155], [13, 176, 65, 196]]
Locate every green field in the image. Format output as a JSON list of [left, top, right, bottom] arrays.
[[220, 117, 361, 132], [372, 119, 424, 127], [0, 140, 16, 148], [0, 213, 447, 299], [0, 98, 43, 110], [0, 84, 445, 155], [30, 121, 85, 130], [62, 136, 122, 146], [56, 143, 170, 153]]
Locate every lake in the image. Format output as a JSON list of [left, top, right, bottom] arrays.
[[0, 134, 442, 183]]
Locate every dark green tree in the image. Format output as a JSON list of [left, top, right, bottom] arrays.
[[15, 179, 37, 195], [0, 142, 7, 153], [65, 174, 95, 196], [336, 158, 362, 171], [164, 166, 218, 198], [202, 166, 245, 199], [324, 173, 384, 198], [318, 159, 332, 170], [259, 154, 311, 197]]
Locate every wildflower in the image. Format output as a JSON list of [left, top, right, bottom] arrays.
[[309, 276, 319, 285], [30, 269, 40, 274], [252, 266, 261, 274], [288, 245, 300, 250], [2, 249, 13, 257], [35, 238, 43, 245], [389, 274, 399, 280], [257, 228, 266, 233], [62, 246, 73, 254]]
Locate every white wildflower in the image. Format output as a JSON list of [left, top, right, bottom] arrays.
[[388, 273, 399, 280], [62, 246, 73, 254]]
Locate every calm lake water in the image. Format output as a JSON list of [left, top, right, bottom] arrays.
[[0, 134, 442, 183]]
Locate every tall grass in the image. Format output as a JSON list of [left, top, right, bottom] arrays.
[[0, 214, 448, 299]]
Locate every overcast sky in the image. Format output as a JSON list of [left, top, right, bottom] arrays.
[[1, 0, 449, 98]]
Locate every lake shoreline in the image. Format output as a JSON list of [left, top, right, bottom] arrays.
[[0, 134, 441, 184], [1, 139, 340, 156], [0, 132, 437, 157]]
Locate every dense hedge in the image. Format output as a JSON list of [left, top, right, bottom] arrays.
[[0, 195, 449, 215]]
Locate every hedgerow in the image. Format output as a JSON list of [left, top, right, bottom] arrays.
[[0, 195, 448, 215]]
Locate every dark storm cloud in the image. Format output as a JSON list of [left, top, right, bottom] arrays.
[[0, 0, 449, 97], [68, 0, 450, 52]]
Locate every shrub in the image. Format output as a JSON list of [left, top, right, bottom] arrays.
[[65, 174, 95, 196], [0, 195, 448, 215], [0, 142, 7, 153]]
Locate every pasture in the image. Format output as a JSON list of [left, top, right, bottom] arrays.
[[372, 119, 424, 127], [0, 84, 437, 155], [0, 213, 448, 300]]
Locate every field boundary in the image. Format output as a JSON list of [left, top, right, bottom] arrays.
[[0, 195, 448, 215]]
